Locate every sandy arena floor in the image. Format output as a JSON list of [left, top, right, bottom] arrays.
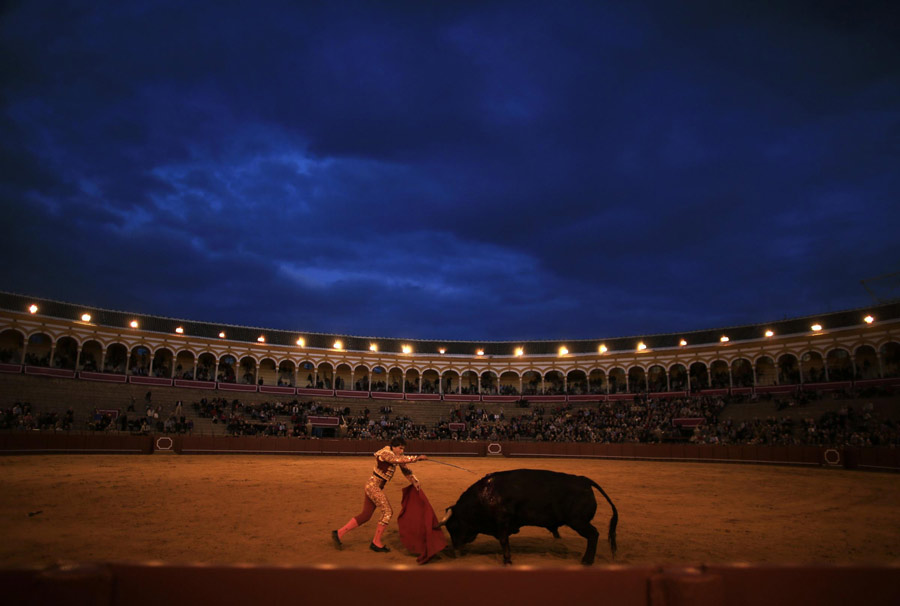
[[2, 454, 899, 568]]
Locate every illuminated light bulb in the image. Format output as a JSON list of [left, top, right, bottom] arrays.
[[220, 332, 227, 339], [369, 344, 378, 352], [637, 342, 647, 351], [333, 340, 343, 350], [81, 313, 92, 322], [599, 345, 607, 353], [864, 315, 874, 324], [28, 304, 38, 314], [476, 349, 484, 356], [720, 336, 730, 343], [558, 346, 568, 356], [258, 336, 266, 343], [765, 330, 774, 337], [175, 327, 184, 334], [515, 347, 524, 357], [402, 345, 412, 354], [130, 320, 139, 329], [438, 348, 446, 354], [296, 337, 305, 347], [679, 339, 687, 346], [811, 324, 822, 332]]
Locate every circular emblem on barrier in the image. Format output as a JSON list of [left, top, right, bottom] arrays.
[[487, 443, 502, 455], [156, 436, 174, 451], [823, 448, 840, 466]]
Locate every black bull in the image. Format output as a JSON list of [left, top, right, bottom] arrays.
[[437, 469, 618, 565]]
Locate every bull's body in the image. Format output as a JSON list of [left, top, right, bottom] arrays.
[[439, 469, 618, 565]]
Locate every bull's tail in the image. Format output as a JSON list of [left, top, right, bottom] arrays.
[[588, 479, 618, 558]]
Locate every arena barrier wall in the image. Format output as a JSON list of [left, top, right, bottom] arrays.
[[2, 433, 898, 471], [2, 562, 899, 606]]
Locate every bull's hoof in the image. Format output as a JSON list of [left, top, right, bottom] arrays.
[[331, 530, 342, 550], [369, 543, 390, 553]]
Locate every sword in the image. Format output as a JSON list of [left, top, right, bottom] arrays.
[[425, 458, 477, 474]]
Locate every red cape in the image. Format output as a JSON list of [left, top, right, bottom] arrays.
[[397, 485, 448, 564]]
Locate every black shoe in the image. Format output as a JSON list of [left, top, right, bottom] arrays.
[[331, 530, 342, 550], [369, 542, 390, 553]]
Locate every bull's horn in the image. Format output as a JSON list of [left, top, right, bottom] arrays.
[[436, 506, 453, 528]]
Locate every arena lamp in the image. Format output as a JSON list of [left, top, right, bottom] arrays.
[[515, 347, 524, 357], [765, 330, 774, 337], [679, 339, 687, 346], [175, 327, 184, 334], [598, 344, 607, 353], [296, 337, 305, 347], [438, 347, 446, 354], [637, 342, 647, 351], [811, 324, 822, 332], [220, 332, 227, 339], [28, 304, 38, 314], [720, 336, 729, 343], [130, 320, 139, 328], [476, 349, 484, 356], [369, 343, 378, 352], [258, 336, 266, 343], [864, 315, 874, 324], [81, 313, 92, 322], [333, 340, 343, 350], [558, 346, 568, 356], [402, 345, 412, 354]]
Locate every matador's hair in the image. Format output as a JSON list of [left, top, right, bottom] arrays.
[[390, 436, 407, 448]]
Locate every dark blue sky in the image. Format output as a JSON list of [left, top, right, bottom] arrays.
[[1, 1, 898, 341]]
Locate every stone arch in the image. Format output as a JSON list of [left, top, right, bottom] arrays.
[[197, 352, 215, 381], [647, 365, 667, 392], [278, 360, 296, 386], [853, 346, 878, 380], [422, 368, 440, 394], [800, 351, 825, 383], [129, 345, 151, 376], [544, 370, 564, 395], [627, 366, 646, 393], [480, 370, 498, 394], [388, 367, 403, 392], [174, 350, 195, 379], [522, 370, 541, 395], [25, 332, 52, 366], [441, 369, 460, 394], [566, 369, 588, 394], [0, 329, 24, 364], [79, 339, 103, 372], [152, 347, 174, 378], [880, 342, 900, 378], [731, 358, 753, 388], [689, 362, 709, 392], [825, 348, 853, 381], [755, 356, 776, 386], [405, 368, 420, 393], [105, 343, 128, 374], [709, 360, 729, 389], [778, 354, 800, 384], [316, 362, 334, 389], [461, 370, 478, 394], [239, 356, 258, 385], [335, 363, 352, 390], [258, 357, 278, 386], [218, 354, 237, 383], [499, 370, 519, 395], [669, 363, 687, 391], [608, 367, 626, 394], [354, 365, 370, 391], [371, 365, 388, 392], [588, 368, 607, 394], [52, 336, 78, 370]]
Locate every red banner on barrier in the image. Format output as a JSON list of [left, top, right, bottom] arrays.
[[129, 376, 173, 386], [80, 371, 128, 383], [25, 366, 75, 378], [0, 363, 22, 373], [297, 388, 335, 397], [335, 390, 369, 398], [217, 383, 258, 392], [406, 393, 441, 401], [259, 385, 296, 395], [174, 379, 217, 389]]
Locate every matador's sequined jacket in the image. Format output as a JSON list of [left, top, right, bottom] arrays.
[[372, 446, 420, 485]]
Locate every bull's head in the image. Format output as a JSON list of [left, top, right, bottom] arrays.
[[434, 506, 476, 551]]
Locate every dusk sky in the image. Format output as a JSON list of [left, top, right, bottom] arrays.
[[1, 1, 898, 341]]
